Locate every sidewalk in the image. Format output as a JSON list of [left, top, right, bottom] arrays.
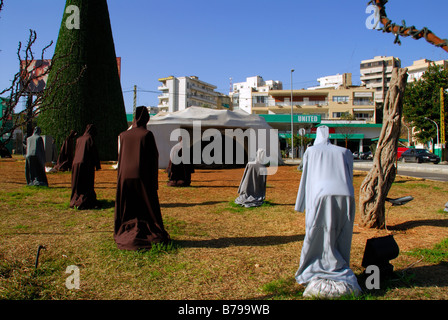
[[283, 158, 448, 174], [352, 160, 448, 174]]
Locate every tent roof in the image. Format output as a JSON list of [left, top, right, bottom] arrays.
[[149, 106, 272, 129]]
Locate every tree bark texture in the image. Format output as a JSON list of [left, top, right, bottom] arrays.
[[359, 68, 408, 229]]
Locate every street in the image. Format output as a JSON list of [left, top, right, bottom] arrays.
[[353, 160, 448, 182]]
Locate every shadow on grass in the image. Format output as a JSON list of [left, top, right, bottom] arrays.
[[185, 185, 239, 189], [255, 261, 448, 300], [356, 261, 448, 299], [177, 234, 304, 248], [161, 200, 226, 208], [96, 199, 115, 210], [388, 219, 448, 231]]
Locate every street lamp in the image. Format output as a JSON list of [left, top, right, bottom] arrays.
[[424, 117, 439, 151], [290, 69, 295, 160]]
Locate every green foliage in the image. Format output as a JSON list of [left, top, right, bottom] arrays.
[[38, 0, 127, 160], [403, 64, 448, 144], [286, 135, 313, 150]]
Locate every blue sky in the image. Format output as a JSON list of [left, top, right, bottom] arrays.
[[1, 0, 447, 114]]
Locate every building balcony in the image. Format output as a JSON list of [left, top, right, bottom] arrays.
[[271, 101, 329, 108], [189, 94, 217, 105], [158, 93, 170, 100], [189, 83, 217, 95], [360, 73, 384, 81], [360, 66, 385, 74], [353, 100, 374, 106]]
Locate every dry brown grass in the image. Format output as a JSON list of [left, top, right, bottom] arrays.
[[0, 156, 447, 300]]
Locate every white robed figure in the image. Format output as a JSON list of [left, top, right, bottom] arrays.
[[295, 126, 361, 298], [235, 148, 268, 207]]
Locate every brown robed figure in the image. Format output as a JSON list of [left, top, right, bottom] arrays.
[[114, 106, 171, 250], [70, 124, 101, 210], [166, 137, 194, 187], [53, 130, 77, 172]]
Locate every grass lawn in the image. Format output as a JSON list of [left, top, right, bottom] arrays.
[[0, 156, 447, 300]]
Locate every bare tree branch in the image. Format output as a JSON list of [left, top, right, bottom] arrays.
[[369, 0, 448, 53], [0, 28, 86, 152]]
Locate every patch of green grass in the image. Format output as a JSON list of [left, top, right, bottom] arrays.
[[99, 238, 180, 265], [394, 183, 431, 189], [224, 200, 274, 214], [0, 254, 90, 300], [405, 238, 448, 263], [261, 277, 303, 299], [13, 224, 30, 230], [164, 216, 188, 237], [95, 238, 185, 286], [0, 186, 71, 209]]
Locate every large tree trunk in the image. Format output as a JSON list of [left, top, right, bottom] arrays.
[[359, 68, 408, 228]]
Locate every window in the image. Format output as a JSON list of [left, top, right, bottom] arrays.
[[256, 96, 266, 104], [355, 112, 371, 119], [332, 96, 349, 103], [332, 112, 349, 118], [361, 61, 384, 69], [353, 98, 373, 105]]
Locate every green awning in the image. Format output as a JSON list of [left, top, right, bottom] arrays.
[[317, 123, 382, 128], [305, 133, 365, 140], [371, 137, 408, 142], [280, 133, 365, 140], [126, 113, 157, 122], [259, 114, 321, 123]]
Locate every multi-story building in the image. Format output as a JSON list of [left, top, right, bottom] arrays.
[[406, 58, 448, 82], [157, 76, 220, 112], [308, 73, 352, 90], [360, 56, 401, 104], [229, 76, 282, 114], [251, 80, 376, 123]]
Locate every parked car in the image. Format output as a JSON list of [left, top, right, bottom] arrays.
[[396, 147, 409, 160], [360, 151, 373, 160], [398, 148, 440, 164]]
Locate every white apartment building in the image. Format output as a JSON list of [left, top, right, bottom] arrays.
[[158, 76, 219, 112], [308, 73, 352, 90], [360, 56, 401, 104], [230, 76, 282, 114], [406, 58, 448, 82]]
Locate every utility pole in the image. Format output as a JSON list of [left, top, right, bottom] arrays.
[[441, 87, 446, 160], [290, 69, 294, 160], [441, 87, 445, 145], [133, 85, 137, 115]]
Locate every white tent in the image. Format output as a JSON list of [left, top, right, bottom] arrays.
[[148, 106, 283, 169]]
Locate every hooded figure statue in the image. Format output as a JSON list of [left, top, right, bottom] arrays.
[[166, 136, 195, 187], [53, 130, 77, 172], [294, 126, 362, 298], [25, 127, 48, 186], [234, 148, 268, 207], [70, 124, 101, 210], [114, 106, 171, 251]]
